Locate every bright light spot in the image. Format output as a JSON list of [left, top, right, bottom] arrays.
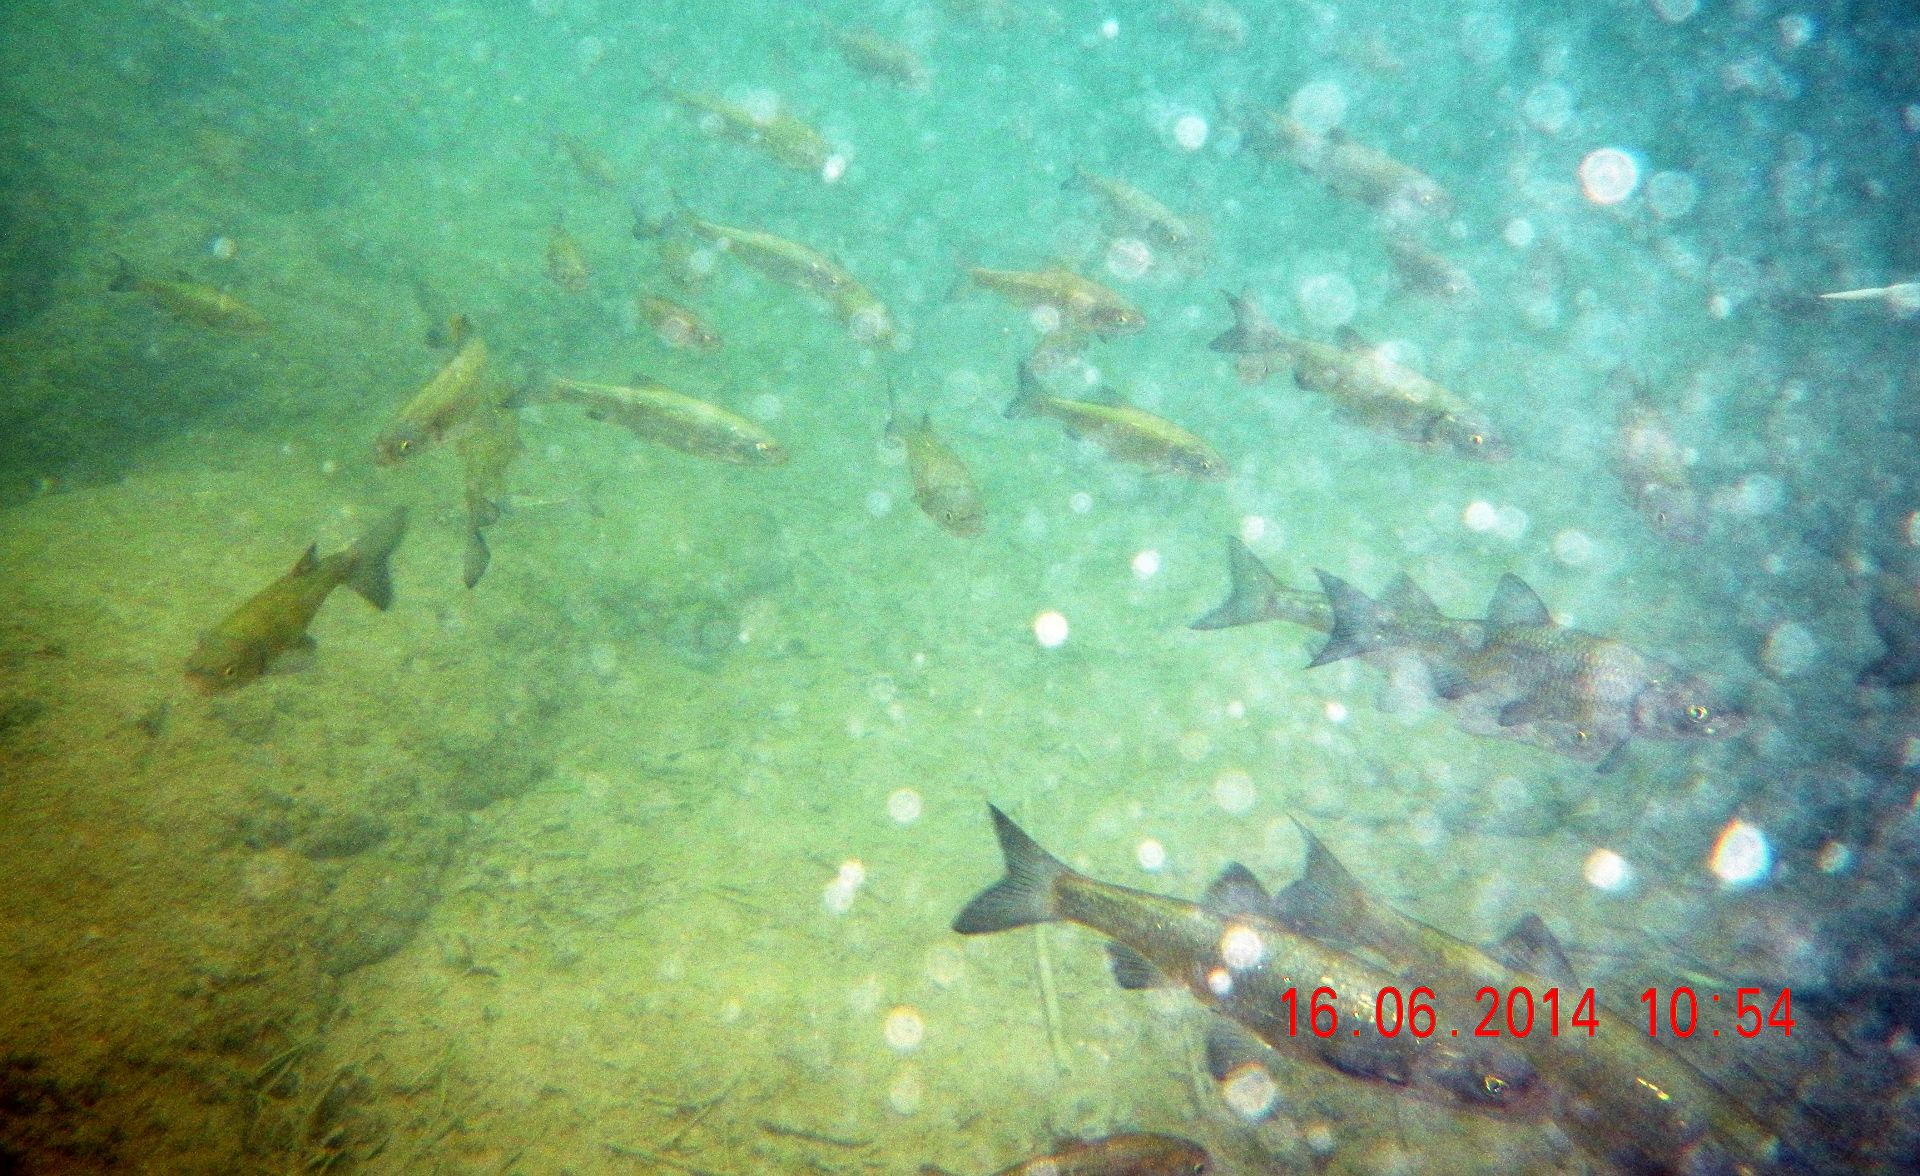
[[866, 489, 894, 518], [1030, 304, 1063, 334], [1503, 218, 1536, 249], [740, 89, 781, 123], [1583, 848, 1631, 891], [849, 305, 891, 344], [839, 860, 867, 887], [1221, 1064, 1278, 1118], [1033, 610, 1070, 648], [1297, 272, 1358, 328], [1778, 13, 1816, 49], [1136, 838, 1167, 872], [1131, 549, 1161, 579], [1908, 510, 1920, 545], [1239, 514, 1269, 543], [1647, 170, 1699, 219], [319, 459, 338, 476], [208, 235, 237, 261], [1709, 820, 1772, 887], [1105, 236, 1153, 280], [1225, 699, 1245, 719], [1553, 529, 1595, 566], [1579, 148, 1640, 205], [1069, 491, 1094, 514], [1324, 700, 1349, 723], [1304, 1121, 1336, 1155], [1650, 0, 1698, 23], [1213, 769, 1257, 814], [1463, 500, 1499, 531], [884, 1006, 925, 1052], [823, 878, 857, 915], [1816, 842, 1852, 874], [1289, 81, 1347, 135], [821, 154, 847, 183], [1206, 966, 1232, 996], [1496, 505, 1530, 541], [1222, 925, 1266, 969], [887, 788, 923, 825], [1173, 113, 1209, 151], [1724, 474, 1785, 517], [1100, 17, 1119, 39], [887, 1068, 922, 1115]]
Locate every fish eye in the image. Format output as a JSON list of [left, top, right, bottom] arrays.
[[1574, 729, 1589, 742], [1469, 433, 1484, 446], [1484, 1074, 1508, 1097], [221, 664, 237, 679], [397, 438, 413, 453], [1687, 704, 1710, 722]]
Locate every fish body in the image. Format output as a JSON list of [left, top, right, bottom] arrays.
[[376, 323, 498, 464], [456, 407, 522, 589], [831, 28, 930, 89], [968, 266, 1145, 335], [953, 806, 1550, 1118], [1008, 363, 1226, 480], [639, 295, 722, 353], [548, 375, 787, 466], [555, 133, 620, 190], [546, 222, 591, 292], [1067, 167, 1204, 257], [1613, 372, 1707, 543], [1211, 291, 1506, 461], [891, 406, 984, 536], [1164, 1, 1248, 51], [1272, 826, 1781, 1176], [186, 508, 408, 692], [665, 89, 831, 173], [1384, 236, 1476, 299], [681, 214, 855, 300], [109, 255, 267, 331], [1248, 116, 1449, 218], [927, 1132, 1209, 1176]]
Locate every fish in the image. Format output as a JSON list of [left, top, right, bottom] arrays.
[[826, 280, 899, 348], [678, 211, 857, 301], [1210, 291, 1507, 462], [546, 221, 591, 292], [1612, 369, 1708, 544], [1857, 573, 1920, 689], [108, 254, 268, 331], [1065, 167, 1207, 259], [555, 132, 620, 190], [185, 507, 408, 693], [967, 265, 1146, 336], [1816, 281, 1920, 313], [662, 88, 833, 174], [1162, 1, 1248, 52], [919, 1132, 1209, 1176], [639, 294, 722, 353], [1269, 824, 1783, 1176], [1244, 115, 1450, 219], [455, 407, 522, 589], [952, 805, 1550, 1118], [1384, 236, 1476, 300], [1007, 361, 1226, 480], [375, 317, 502, 464], [888, 397, 984, 537], [829, 27, 930, 90], [545, 373, 787, 466]]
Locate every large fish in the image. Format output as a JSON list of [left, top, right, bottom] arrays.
[[1211, 291, 1507, 461], [1270, 824, 1785, 1176], [888, 399, 984, 537], [1384, 236, 1476, 300], [953, 805, 1550, 1117], [108, 254, 268, 331], [375, 317, 501, 464], [554, 132, 620, 190], [185, 508, 408, 692], [546, 374, 787, 466], [1007, 361, 1226, 480], [1612, 368, 1708, 544], [967, 265, 1146, 336], [546, 221, 591, 292], [920, 1132, 1209, 1176]]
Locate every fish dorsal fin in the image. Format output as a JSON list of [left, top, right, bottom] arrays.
[[293, 543, 320, 575], [1379, 572, 1439, 617], [1486, 573, 1551, 630], [1334, 325, 1371, 353], [1489, 914, 1574, 984], [1086, 384, 1129, 407], [1203, 862, 1271, 918], [445, 313, 472, 349], [1107, 942, 1172, 989], [1268, 818, 1368, 940]]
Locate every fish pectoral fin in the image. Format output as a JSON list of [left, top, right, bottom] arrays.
[[1489, 914, 1576, 985], [1427, 660, 1475, 700], [265, 640, 318, 678], [1203, 1018, 1277, 1083], [1106, 942, 1172, 990], [1593, 740, 1631, 775]]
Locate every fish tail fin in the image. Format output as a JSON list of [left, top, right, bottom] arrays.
[[1005, 360, 1049, 419], [108, 253, 137, 292], [343, 507, 409, 611], [1307, 569, 1395, 667], [461, 527, 491, 590], [1190, 537, 1283, 630], [951, 804, 1069, 934], [1062, 162, 1091, 193]]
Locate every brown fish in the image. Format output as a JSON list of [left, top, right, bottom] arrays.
[[1065, 166, 1207, 260], [639, 294, 722, 353], [968, 265, 1145, 335], [185, 508, 407, 692], [679, 211, 856, 300], [1384, 236, 1476, 300], [109, 254, 267, 331], [889, 399, 984, 537], [546, 221, 591, 292], [555, 132, 620, 190], [375, 318, 502, 464], [1245, 115, 1450, 219], [547, 373, 787, 466], [830, 27, 930, 90], [921, 1131, 1209, 1176], [1611, 369, 1707, 544], [663, 88, 833, 174], [1007, 361, 1225, 479]]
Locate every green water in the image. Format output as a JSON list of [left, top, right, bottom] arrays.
[[3, 1, 1918, 1172]]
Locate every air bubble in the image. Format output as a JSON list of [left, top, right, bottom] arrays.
[[1289, 81, 1347, 135], [1033, 610, 1069, 648], [1297, 272, 1357, 328], [1579, 148, 1640, 205]]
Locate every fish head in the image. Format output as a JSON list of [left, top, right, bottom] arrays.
[[1633, 678, 1746, 741], [1141, 1137, 1212, 1174], [374, 422, 431, 465], [1174, 448, 1232, 481], [185, 632, 268, 693], [1638, 483, 1708, 543], [742, 437, 789, 466], [1092, 303, 1148, 335], [1426, 1039, 1550, 1118], [935, 501, 985, 537], [1432, 415, 1511, 462]]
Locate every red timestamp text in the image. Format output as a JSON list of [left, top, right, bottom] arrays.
[[1640, 987, 1794, 1038], [1262, 985, 1794, 1039]]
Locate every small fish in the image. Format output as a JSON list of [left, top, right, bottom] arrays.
[[1384, 236, 1476, 300], [663, 88, 833, 174], [1611, 369, 1707, 544], [830, 27, 930, 90], [186, 508, 408, 693], [456, 407, 522, 589], [1162, 0, 1248, 52], [679, 211, 856, 300], [1066, 166, 1207, 259], [555, 132, 620, 190], [968, 265, 1145, 336], [546, 221, 591, 292], [1817, 281, 1920, 313], [1211, 291, 1507, 461], [1245, 116, 1450, 219], [889, 397, 984, 537], [920, 1132, 1209, 1176], [639, 294, 722, 353], [108, 254, 268, 331], [952, 805, 1549, 1118], [376, 317, 501, 464], [546, 374, 787, 466], [1007, 361, 1226, 480]]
